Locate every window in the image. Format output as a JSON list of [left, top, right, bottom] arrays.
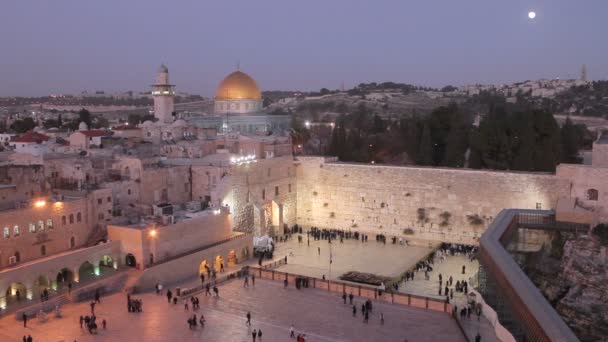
[[98, 198, 102, 205], [28, 223, 36, 233], [587, 189, 599, 201], [70, 236, 76, 248], [3, 226, 9, 238], [536, 203, 542, 210], [262, 189, 266, 200], [47, 219, 53, 229], [62, 216, 66, 225], [275, 186, 279, 196], [69, 214, 74, 224], [38, 220, 45, 232], [288, 184, 292, 193], [41, 244, 46, 256], [98, 213, 104, 220], [77, 212, 82, 223], [13, 225, 20, 237], [107, 196, 111, 203], [128, 188, 132, 195]]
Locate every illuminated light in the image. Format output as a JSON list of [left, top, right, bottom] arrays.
[[149, 229, 157, 237], [213, 209, 221, 215], [304, 121, 311, 128], [528, 11, 536, 19], [34, 200, 46, 208], [54, 201, 63, 208], [371, 161, 375, 164]]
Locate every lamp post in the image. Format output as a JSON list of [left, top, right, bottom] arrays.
[[149, 226, 158, 266]]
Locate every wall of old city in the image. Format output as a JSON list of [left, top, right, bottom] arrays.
[[295, 157, 570, 245], [222, 156, 297, 234], [556, 164, 608, 223]]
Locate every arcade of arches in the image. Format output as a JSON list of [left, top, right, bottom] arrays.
[[0, 243, 121, 310]]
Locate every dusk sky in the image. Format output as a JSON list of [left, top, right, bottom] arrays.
[[1, 0, 606, 96]]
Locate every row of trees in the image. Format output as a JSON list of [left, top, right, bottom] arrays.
[[6, 109, 110, 133], [325, 101, 591, 172]]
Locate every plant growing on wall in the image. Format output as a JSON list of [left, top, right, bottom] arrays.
[[417, 208, 428, 223], [330, 212, 335, 218], [439, 211, 451, 227], [323, 202, 329, 207], [467, 214, 484, 225], [312, 191, 318, 196], [403, 228, 415, 235]]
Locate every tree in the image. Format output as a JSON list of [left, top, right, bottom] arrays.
[[78, 108, 92, 128], [418, 123, 433, 165], [560, 117, 580, 163], [10, 118, 37, 133]]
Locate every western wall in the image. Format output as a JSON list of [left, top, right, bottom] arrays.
[[294, 157, 571, 245]]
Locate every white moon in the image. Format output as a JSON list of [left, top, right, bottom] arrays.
[[528, 11, 536, 19]]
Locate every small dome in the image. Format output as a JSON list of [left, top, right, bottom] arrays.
[[171, 119, 188, 127], [158, 64, 169, 73], [78, 121, 88, 131], [215, 71, 261, 100]]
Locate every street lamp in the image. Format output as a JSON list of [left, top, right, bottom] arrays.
[[34, 200, 46, 208]]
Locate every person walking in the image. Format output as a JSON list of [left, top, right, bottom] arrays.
[[167, 290, 172, 303], [290, 325, 295, 338], [342, 293, 346, 304], [352, 305, 357, 317], [95, 289, 101, 303], [252, 329, 257, 342], [79, 315, 84, 328], [102, 319, 107, 329], [380, 313, 384, 325], [244, 276, 249, 288], [22, 313, 27, 327], [317, 247, 320, 255], [348, 293, 354, 304], [26, 335, 32, 342], [475, 333, 481, 342], [246, 311, 252, 326], [252, 274, 255, 286], [257, 329, 262, 341]]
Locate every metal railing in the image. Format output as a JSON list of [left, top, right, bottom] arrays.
[[480, 209, 582, 342]]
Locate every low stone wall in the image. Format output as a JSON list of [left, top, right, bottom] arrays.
[[133, 234, 252, 291]]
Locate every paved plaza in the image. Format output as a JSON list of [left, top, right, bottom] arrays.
[[273, 237, 433, 280], [0, 278, 466, 342]]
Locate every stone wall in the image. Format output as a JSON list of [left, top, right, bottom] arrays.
[[295, 157, 570, 245], [556, 164, 608, 223], [222, 156, 297, 235]]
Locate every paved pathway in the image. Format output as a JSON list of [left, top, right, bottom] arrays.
[[0, 278, 466, 342], [398, 254, 499, 342], [273, 237, 432, 280]]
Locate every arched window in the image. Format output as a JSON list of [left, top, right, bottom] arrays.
[[47, 219, 53, 229], [41, 244, 46, 256], [70, 236, 76, 249], [38, 220, 45, 232], [13, 225, 20, 237], [77, 212, 82, 222], [3, 226, 9, 239], [587, 189, 599, 201], [69, 214, 74, 224]]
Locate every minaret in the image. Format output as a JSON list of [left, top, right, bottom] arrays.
[[151, 64, 175, 124], [581, 64, 587, 82]]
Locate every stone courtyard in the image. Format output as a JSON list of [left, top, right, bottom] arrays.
[[273, 237, 433, 280], [0, 278, 465, 342]]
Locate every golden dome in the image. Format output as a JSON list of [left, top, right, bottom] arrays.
[[215, 71, 261, 100]]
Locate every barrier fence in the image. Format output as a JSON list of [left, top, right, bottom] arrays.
[[250, 266, 453, 315]]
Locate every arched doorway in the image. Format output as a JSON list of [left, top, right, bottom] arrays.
[[227, 250, 237, 266], [56, 268, 74, 288], [6, 283, 26, 303], [78, 261, 95, 283], [214, 255, 224, 271], [198, 259, 209, 275], [99, 255, 114, 275], [241, 247, 250, 260], [125, 254, 137, 267]]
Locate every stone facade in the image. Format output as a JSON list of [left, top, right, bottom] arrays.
[[295, 157, 570, 245]]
